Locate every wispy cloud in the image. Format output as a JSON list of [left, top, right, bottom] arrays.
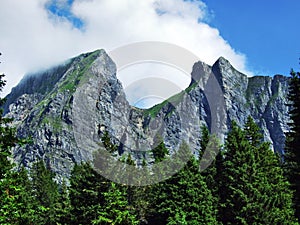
[[0, 0, 252, 96]]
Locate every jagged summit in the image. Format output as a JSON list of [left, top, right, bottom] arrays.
[[4, 49, 106, 114], [214, 56, 231, 66], [4, 49, 291, 179], [212, 56, 242, 75]]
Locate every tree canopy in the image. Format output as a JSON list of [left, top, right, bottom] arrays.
[[285, 69, 300, 220]]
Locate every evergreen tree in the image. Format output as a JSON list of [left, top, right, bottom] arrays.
[[152, 141, 169, 163], [200, 125, 210, 153], [69, 162, 138, 225], [199, 125, 221, 190], [245, 117, 297, 223], [30, 159, 60, 225], [152, 139, 169, 163], [123, 154, 136, 210], [244, 116, 263, 147], [199, 125, 222, 221], [0, 73, 19, 179], [125, 156, 152, 224], [57, 179, 72, 225], [0, 71, 23, 179], [0, 167, 37, 224], [129, 184, 151, 225], [12, 167, 37, 224], [92, 182, 138, 225], [0, 71, 35, 224], [101, 131, 118, 153], [149, 143, 217, 225], [219, 119, 298, 224], [285, 69, 300, 220], [126, 154, 135, 166], [69, 162, 110, 224]]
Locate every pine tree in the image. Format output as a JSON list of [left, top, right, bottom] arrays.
[[244, 116, 263, 147], [219, 119, 298, 224], [12, 167, 37, 224], [285, 69, 300, 220], [245, 117, 297, 223], [0, 71, 35, 224], [124, 156, 152, 224], [199, 125, 221, 190], [200, 125, 210, 153], [152, 140, 169, 163], [199, 125, 222, 221], [30, 159, 60, 225], [69, 162, 138, 224], [129, 184, 151, 225], [149, 143, 217, 225], [56, 179, 72, 225], [0, 72, 21, 178], [69, 162, 110, 224], [92, 182, 138, 225], [0, 167, 37, 224], [0, 76, 19, 180], [101, 130, 118, 153]]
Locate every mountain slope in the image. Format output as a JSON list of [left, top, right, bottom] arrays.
[[4, 49, 290, 179]]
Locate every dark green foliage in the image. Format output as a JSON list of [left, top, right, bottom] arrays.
[[12, 167, 37, 224], [244, 116, 263, 147], [0, 73, 19, 179], [126, 154, 135, 166], [199, 125, 222, 217], [0, 72, 36, 224], [129, 185, 151, 224], [101, 131, 118, 153], [69, 162, 109, 224], [149, 144, 217, 225], [199, 125, 221, 177], [124, 159, 152, 224], [285, 69, 300, 220], [0, 167, 36, 224], [219, 118, 298, 224], [92, 182, 138, 225], [152, 140, 169, 163], [56, 179, 72, 225], [30, 159, 60, 225], [200, 125, 210, 153], [122, 156, 152, 224], [69, 162, 138, 225]]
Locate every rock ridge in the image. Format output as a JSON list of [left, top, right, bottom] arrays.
[[4, 49, 291, 179]]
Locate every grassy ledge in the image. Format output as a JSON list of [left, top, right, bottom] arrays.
[[144, 81, 198, 118]]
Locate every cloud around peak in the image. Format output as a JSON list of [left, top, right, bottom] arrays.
[[0, 0, 252, 96]]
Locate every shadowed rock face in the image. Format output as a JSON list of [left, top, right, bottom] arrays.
[[4, 49, 290, 179]]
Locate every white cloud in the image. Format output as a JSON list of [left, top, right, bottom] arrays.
[[0, 0, 252, 97], [153, 0, 207, 20]]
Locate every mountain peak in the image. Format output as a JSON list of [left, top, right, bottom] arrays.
[[216, 56, 230, 63], [212, 56, 233, 71], [3, 50, 291, 180]]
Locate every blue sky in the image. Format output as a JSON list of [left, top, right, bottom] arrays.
[[203, 0, 300, 75], [1, 0, 299, 98], [46, 0, 84, 29]]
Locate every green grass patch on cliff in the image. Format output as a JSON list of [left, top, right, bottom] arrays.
[[58, 50, 101, 93], [144, 81, 198, 118], [41, 116, 63, 133]]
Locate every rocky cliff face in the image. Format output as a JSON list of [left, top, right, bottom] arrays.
[[4, 49, 291, 179]]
